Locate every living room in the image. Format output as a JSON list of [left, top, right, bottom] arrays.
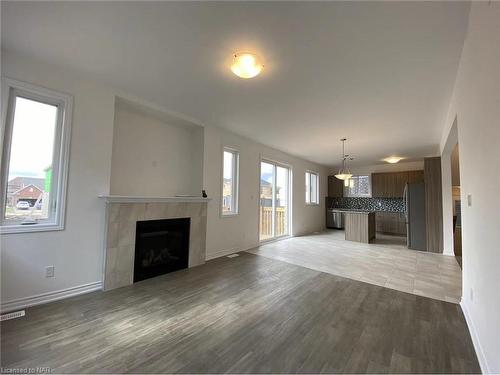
[[1, 1, 499, 374]]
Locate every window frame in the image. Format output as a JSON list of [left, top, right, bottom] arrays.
[[0, 78, 73, 234], [305, 170, 320, 205], [220, 146, 240, 217], [344, 175, 372, 197]]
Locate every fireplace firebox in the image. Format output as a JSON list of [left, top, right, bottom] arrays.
[[134, 218, 190, 282]]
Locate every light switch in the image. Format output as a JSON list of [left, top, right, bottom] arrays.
[[467, 194, 472, 207]]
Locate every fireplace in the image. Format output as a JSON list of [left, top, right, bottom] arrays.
[[134, 218, 190, 283]]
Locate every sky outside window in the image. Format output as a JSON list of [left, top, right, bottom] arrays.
[[8, 97, 57, 179]]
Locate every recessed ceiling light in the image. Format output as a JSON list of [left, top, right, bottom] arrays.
[[384, 156, 403, 164], [230, 53, 263, 79]]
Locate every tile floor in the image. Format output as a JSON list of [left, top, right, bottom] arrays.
[[248, 230, 462, 303]]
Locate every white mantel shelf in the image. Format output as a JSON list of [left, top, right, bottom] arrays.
[[99, 195, 212, 203]]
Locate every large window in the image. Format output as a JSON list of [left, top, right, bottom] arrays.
[[221, 147, 239, 215], [305, 171, 319, 205], [345, 175, 371, 197], [1, 79, 73, 233]]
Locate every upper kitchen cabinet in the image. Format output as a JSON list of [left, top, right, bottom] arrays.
[[408, 170, 424, 183], [371, 172, 405, 198], [394, 172, 408, 197], [371, 173, 385, 197], [328, 175, 344, 197], [371, 170, 423, 198]]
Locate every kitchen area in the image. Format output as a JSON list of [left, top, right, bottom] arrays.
[[326, 157, 442, 253], [252, 156, 455, 302]]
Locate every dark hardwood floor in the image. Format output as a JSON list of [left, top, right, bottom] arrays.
[[1, 252, 480, 373]]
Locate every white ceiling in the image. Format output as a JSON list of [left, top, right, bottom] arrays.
[[1, 1, 470, 166]]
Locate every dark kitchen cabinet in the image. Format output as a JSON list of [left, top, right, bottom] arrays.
[[376, 211, 396, 232], [376, 211, 406, 235], [424, 157, 443, 253], [328, 175, 344, 197], [371, 172, 406, 198], [408, 170, 424, 183], [394, 172, 408, 198], [371, 173, 385, 197], [371, 170, 423, 198]]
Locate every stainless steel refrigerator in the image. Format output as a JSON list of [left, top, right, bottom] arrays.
[[404, 182, 427, 251]]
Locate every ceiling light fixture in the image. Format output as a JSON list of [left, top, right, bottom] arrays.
[[384, 156, 403, 164], [230, 52, 263, 79], [335, 138, 353, 181]]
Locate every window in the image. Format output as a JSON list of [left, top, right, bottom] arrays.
[[1, 79, 73, 233], [345, 175, 371, 197], [221, 147, 239, 215], [305, 171, 319, 205]]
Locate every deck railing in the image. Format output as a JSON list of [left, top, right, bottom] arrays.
[[260, 206, 287, 239]]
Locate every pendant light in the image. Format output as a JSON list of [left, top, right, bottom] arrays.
[[335, 138, 353, 181]]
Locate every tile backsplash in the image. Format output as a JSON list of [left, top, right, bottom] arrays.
[[327, 197, 405, 213]]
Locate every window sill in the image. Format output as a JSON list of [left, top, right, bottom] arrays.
[[305, 202, 320, 206], [0, 222, 64, 235], [220, 212, 239, 218]]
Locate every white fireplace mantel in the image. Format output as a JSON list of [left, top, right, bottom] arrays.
[[99, 195, 212, 204]]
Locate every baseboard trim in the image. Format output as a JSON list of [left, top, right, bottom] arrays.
[[460, 300, 490, 374], [206, 243, 259, 261], [1, 281, 103, 313]]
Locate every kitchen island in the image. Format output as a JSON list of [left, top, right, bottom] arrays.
[[331, 209, 376, 243]]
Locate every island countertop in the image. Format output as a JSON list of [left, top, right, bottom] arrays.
[[328, 208, 376, 214]]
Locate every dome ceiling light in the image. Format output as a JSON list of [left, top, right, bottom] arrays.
[[230, 52, 263, 79], [384, 156, 403, 164]]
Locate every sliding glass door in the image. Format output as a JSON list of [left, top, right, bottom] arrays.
[[260, 161, 290, 241]]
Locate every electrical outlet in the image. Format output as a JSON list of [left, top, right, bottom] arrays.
[[470, 288, 474, 302], [467, 194, 472, 207], [45, 265, 55, 278]]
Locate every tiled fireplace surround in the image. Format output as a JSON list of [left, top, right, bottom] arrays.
[[102, 197, 209, 291]]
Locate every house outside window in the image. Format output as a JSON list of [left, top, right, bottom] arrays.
[[221, 147, 239, 215], [1, 79, 73, 233], [305, 171, 319, 205], [345, 175, 371, 197]]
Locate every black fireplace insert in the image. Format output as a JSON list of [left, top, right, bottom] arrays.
[[134, 218, 190, 282]]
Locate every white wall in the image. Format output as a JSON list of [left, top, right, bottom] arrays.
[[1, 51, 116, 307], [439, 2, 500, 372], [110, 103, 203, 197], [441, 119, 458, 257], [203, 125, 329, 259]]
